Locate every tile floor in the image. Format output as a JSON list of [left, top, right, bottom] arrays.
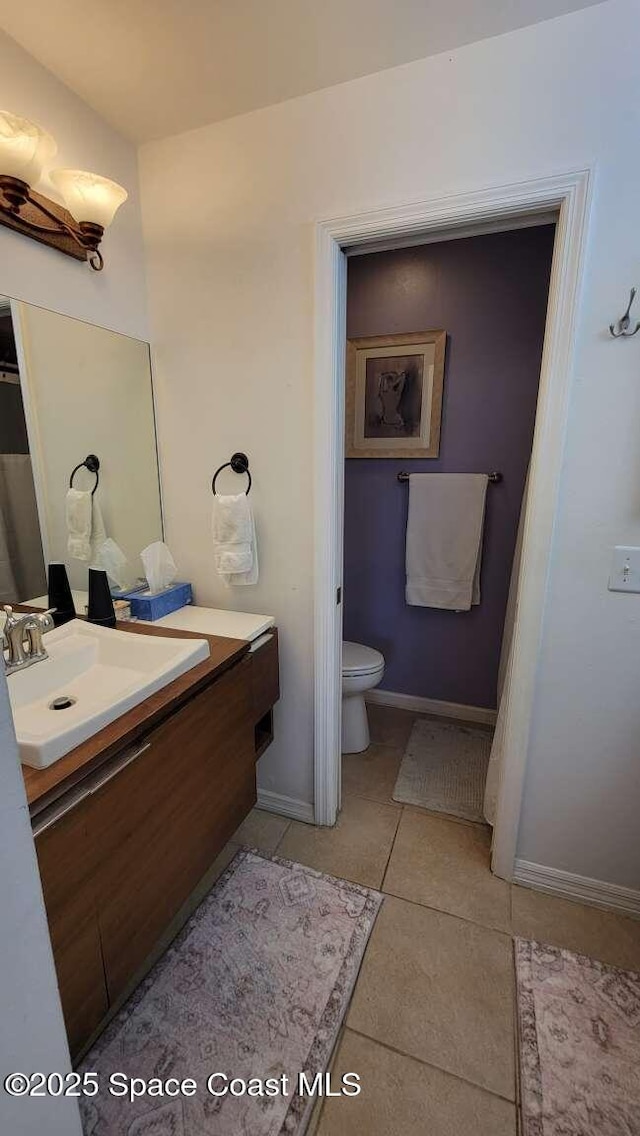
[[220, 704, 640, 1135]]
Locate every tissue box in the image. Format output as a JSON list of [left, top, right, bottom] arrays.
[[122, 582, 192, 622]]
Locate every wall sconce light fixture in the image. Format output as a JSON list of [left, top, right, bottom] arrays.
[[0, 110, 128, 271]]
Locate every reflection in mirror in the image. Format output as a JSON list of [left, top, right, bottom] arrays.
[[0, 300, 45, 603], [0, 297, 163, 609]]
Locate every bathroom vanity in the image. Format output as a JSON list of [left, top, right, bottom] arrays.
[[23, 619, 279, 1059], [2, 292, 282, 1060]]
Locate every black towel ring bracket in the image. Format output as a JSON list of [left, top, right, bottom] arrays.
[[69, 454, 100, 496], [211, 452, 252, 496]]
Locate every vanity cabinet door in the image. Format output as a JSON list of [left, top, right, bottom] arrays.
[[251, 630, 280, 723], [89, 659, 255, 1003], [35, 797, 108, 1058]]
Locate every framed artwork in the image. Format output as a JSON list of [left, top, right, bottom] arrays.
[[345, 329, 446, 458]]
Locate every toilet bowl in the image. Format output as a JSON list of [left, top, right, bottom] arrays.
[[342, 640, 385, 754]]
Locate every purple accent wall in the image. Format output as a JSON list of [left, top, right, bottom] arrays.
[[343, 225, 555, 710]]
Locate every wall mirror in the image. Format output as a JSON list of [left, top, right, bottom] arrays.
[[0, 296, 163, 606]]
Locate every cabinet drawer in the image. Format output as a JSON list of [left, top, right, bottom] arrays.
[[250, 630, 279, 723], [89, 659, 255, 1002], [35, 800, 108, 1058]]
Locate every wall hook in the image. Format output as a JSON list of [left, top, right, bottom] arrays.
[[609, 288, 640, 338]]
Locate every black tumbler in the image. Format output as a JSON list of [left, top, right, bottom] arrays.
[[87, 568, 116, 628], [47, 562, 76, 626]]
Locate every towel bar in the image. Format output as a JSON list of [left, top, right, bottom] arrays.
[[397, 470, 502, 483]]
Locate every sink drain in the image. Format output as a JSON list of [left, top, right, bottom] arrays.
[[49, 695, 77, 711]]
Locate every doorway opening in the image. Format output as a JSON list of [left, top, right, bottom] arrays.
[[313, 171, 592, 880], [340, 221, 555, 840]]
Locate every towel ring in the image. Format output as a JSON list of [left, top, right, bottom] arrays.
[[211, 452, 252, 496], [69, 454, 100, 496]]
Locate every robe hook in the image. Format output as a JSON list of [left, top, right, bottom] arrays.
[[609, 287, 640, 338]]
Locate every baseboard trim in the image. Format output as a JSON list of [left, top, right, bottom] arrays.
[[256, 788, 315, 825], [514, 859, 640, 919], [366, 688, 497, 726]]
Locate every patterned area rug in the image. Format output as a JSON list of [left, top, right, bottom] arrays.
[[516, 937, 640, 1136], [79, 849, 382, 1136], [392, 718, 492, 821]]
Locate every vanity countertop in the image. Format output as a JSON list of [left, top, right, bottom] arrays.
[[21, 596, 274, 643], [154, 605, 274, 641], [22, 620, 250, 817]]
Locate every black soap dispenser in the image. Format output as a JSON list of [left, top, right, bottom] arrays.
[[47, 562, 76, 626], [87, 568, 116, 628]]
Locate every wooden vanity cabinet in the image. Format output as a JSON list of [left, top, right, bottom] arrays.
[[89, 657, 255, 1003], [33, 652, 257, 1057], [34, 798, 108, 1056]]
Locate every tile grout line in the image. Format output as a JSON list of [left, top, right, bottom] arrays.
[[380, 884, 513, 939], [343, 1025, 518, 1108], [272, 819, 292, 856], [379, 803, 405, 892], [344, 785, 489, 830], [342, 788, 403, 809]]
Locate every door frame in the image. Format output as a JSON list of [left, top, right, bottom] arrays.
[[313, 169, 593, 879]]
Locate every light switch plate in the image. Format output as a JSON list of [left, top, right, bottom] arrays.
[[608, 546, 640, 593]]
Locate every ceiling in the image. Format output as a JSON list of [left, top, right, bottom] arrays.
[[0, 0, 602, 143]]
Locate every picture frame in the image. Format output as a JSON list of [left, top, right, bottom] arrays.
[[345, 329, 446, 459]]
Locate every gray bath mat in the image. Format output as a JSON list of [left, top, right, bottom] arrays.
[[516, 937, 640, 1136], [78, 848, 382, 1136], [392, 718, 492, 821]]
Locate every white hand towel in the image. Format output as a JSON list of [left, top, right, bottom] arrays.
[[66, 488, 93, 560], [405, 473, 488, 610], [66, 488, 109, 562], [212, 493, 258, 586], [90, 496, 108, 563]]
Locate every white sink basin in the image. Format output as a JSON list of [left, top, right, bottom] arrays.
[[8, 619, 210, 769]]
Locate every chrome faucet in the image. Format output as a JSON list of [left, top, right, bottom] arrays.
[[2, 606, 55, 675]]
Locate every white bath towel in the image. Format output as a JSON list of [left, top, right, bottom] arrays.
[[66, 488, 108, 562], [405, 473, 488, 610], [212, 493, 258, 586]]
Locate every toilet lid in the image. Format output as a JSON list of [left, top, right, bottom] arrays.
[[342, 640, 384, 676]]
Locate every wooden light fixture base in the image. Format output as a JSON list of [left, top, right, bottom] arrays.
[[0, 176, 104, 269]]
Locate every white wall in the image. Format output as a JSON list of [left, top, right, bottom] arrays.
[[0, 30, 148, 1127], [140, 0, 640, 889]]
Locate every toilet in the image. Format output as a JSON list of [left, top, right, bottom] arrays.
[[342, 640, 385, 754]]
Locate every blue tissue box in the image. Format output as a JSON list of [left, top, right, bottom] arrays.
[[122, 582, 192, 622]]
